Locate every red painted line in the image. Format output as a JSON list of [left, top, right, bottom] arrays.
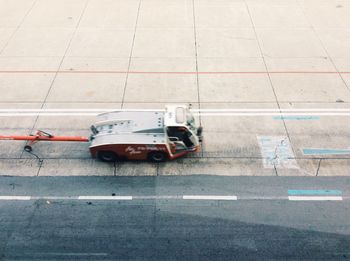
[[0, 70, 349, 74]]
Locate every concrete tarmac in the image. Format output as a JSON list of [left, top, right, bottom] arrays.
[[0, 176, 349, 260], [1, 0, 350, 177]]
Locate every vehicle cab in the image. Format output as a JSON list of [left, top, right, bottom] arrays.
[[164, 105, 203, 155]]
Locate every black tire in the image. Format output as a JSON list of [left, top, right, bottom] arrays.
[[197, 126, 203, 136], [148, 151, 167, 163], [97, 151, 118, 162], [24, 145, 32, 152]]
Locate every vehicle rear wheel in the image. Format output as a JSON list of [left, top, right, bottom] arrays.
[[97, 151, 118, 162], [148, 151, 167, 163]]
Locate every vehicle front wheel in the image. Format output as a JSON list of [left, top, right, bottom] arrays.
[[148, 151, 167, 163], [97, 151, 118, 162]]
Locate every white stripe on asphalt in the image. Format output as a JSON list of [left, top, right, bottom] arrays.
[[0, 196, 31, 200], [44, 253, 108, 256], [0, 195, 347, 201], [288, 196, 343, 201], [183, 195, 238, 200], [132, 195, 180, 199], [238, 196, 288, 200], [78, 196, 132, 200], [30, 196, 78, 200]]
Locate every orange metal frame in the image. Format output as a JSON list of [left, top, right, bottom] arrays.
[[0, 130, 89, 151]]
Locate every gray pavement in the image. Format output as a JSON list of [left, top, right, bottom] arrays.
[[1, 1, 350, 260], [0, 176, 350, 260], [1, 0, 350, 176]]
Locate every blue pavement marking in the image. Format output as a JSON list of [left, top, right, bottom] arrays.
[[273, 116, 320, 120], [288, 190, 342, 196], [303, 148, 350, 155]]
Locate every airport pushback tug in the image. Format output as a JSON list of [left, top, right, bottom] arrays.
[[0, 105, 203, 162]]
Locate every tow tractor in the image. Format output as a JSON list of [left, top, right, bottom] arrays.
[[0, 105, 203, 162]]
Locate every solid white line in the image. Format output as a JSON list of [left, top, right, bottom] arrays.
[[2, 112, 350, 117], [0, 196, 31, 200], [1, 108, 350, 112], [0, 113, 99, 116], [288, 196, 343, 201], [0, 109, 164, 112], [183, 195, 237, 200], [192, 109, 350, 112], [78, 196, 132, 200], [194, 113, 350, 116], [0, 109, 112, 112]]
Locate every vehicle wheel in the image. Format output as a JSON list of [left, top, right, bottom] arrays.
[[148, 151, 167, 163], [24, 145, 32, 152], [97, 151, 118, 162]]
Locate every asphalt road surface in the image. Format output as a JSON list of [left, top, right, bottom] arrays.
[[0, 176, 350, 261]]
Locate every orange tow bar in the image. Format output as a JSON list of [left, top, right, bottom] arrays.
[[0, 130, 89, 152]]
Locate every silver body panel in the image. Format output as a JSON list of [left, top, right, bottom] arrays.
[[90, 110, 166, 148]]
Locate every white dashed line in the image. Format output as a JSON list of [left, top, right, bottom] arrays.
[[0, 196, 31, 200], [43, 252, 108, 256], [31, 196, 78, 200], [237, 196, 288, 200], [78, 196, 133, 200], [132, 195, 180, 199], [0, 195, 346, 201], [183, 195, 238, 200], [288, 196, 343, 201]]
